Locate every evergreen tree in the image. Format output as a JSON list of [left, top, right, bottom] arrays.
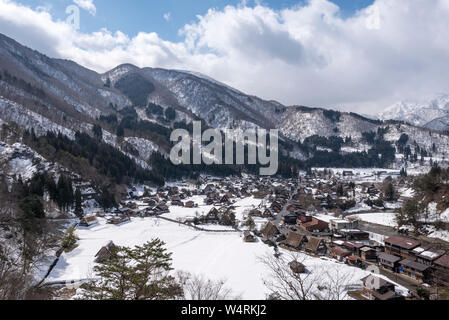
[[400, 168, 408, 177], [349, 181, 356, 197], [93, 124, 103, 140], [97, 186, 117, 210], [56, 175, 74, 211], [336, 184, 344, 197], [164, 107, 176, 121], [117, 126, 125, 138], [219, 207, 236, 226], [245, 215, 256, 231], [74, 188, 83, 217], [80, 239, 183, 300], [384, 181, 395, 201]]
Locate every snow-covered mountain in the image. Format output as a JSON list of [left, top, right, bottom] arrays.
[[1, 31, 449, 181], [379, 95, 449, 131]]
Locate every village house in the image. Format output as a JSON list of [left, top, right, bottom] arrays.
[[248, 209, 263, 218], [338, 229, 370, 241], [153, 203, 170, 214], [282, 213, 299, 225], [185, 201, 197, 208], [329, 219, 358, 232], [270, 201, 284, 213], [347, 255, 363, 268], [202, 184, 216, 195], [144, 197, 158, 207], [79, 215, 98, 227], [261, 221, 281, 241], [360, 276, 403, 301], [384, 236, 421, 259], [281, 232, 307, 251], [107, 215, 131, 225], [94, 241, 117, 263], [243, 231, 256, 243], [297, 216, 329, 233], [304, 237, 328, 256], [170, 196, 184, 207], [286, 202, 302, 212], [343, 241, 365, 257], [398, 259, 431, 284], [360, 247, 377, 262], [330, 246, 352, 262], [262, 208, 275, 218], [289, 260, 306, 274], [432, 254, 449, 287], [415, 249, 445, 266], [343, 171, 354, 177], [378, 252, 402, 272], [204, 207, 220, 224], [219, 194, 231, 204]]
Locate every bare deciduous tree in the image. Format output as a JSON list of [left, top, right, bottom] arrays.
[[259, 252, 357, 300], [177, 271, 242, 300]]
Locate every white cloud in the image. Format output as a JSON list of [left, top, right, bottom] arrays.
[[163, 12, 171, 22], [1, 0, 449, 114], [73, 0, 96, 16]]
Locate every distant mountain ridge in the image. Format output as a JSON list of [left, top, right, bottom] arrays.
[[1, 31, 449, 184], [379, 95, 449, 131]]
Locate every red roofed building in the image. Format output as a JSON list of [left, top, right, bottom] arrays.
[[297, 217, 329, 233]]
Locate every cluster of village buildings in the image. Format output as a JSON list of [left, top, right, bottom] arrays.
[[76, 170, 449, 300]]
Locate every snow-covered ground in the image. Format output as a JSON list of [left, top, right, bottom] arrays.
[[426, 227, 449, 243], [345, 202, 372, 213], [44, 217, 408, 299], [233, 197, 263, 220], [348, 212, 398, 228]]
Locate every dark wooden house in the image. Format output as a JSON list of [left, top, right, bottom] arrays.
[[95, 241, 117, 263], [281, 232, 307, 251], [384, 236, 420, 259], [360, 276, 403, 300], [378, 252, 402, 272], [261, 221, 281, 240], [304, 237, 328, 256]]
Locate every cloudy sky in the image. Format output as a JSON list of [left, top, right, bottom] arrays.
[[0, 0, 448, 115]]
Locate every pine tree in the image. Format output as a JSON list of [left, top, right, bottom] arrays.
[[93, 124, 103, 140], [117, 126, 125, 138], [219, 207, 236, 226], [384, 182, 395, 201], [400, 168, 408, 177], [337, 184, 344, 197], [80, 239, 183, 300], [56, 175, 74, 212], [245, 215, 256, 231]]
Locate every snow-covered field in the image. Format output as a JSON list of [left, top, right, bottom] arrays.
[[233, 197, 263, 220], [46, 217, 271, 299], [44, 217, 407, 299], [349, 212, 398, 228], [426, 227, 449, 243]]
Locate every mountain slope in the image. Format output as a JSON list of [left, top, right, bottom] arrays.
[[379, 94, 449, 131], [0, 32, 449, 185]]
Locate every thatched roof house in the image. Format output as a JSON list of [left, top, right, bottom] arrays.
[[283, 232, 307, 250], [304, 237, 328, 256], [261, 221, 280, 239], [95, 241, 117, 263], [289, 261, 306, 274]]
